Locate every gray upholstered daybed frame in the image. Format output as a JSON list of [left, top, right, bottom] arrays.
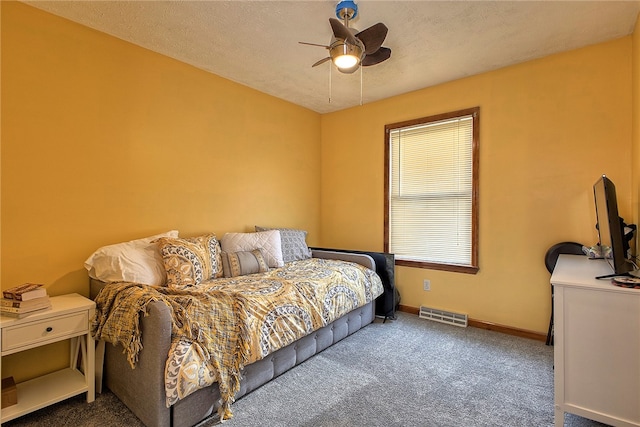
[[89, 250, 379, 427]]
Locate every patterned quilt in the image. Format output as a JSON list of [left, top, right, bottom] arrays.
[[92, 257, 383, 419]]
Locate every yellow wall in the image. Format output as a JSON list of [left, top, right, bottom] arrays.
[[1, 2, 320, 380], [2, 2, 321, 291], [633, 13, 640, 254], [320, 37, 633, 334]]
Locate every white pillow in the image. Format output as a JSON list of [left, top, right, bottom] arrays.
[[84, 230, 179, 285], [254, 226, 312, 263], [220, 230, 284, 268]]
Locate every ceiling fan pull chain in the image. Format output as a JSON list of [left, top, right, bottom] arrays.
[[329, 62, 332, 104], [360, 66, 363, 106]]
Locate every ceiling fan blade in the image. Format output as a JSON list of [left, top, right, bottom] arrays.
[[362, 47, 391, 66], [312, 57, 331, 67], [329, 18, 357, 45], [355, 23, 388, 55], [299, 41, 329, 49]]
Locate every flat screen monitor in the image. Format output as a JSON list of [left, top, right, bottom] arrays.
[[593, 174, 632, 278]]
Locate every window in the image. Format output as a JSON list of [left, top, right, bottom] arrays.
[[384, 107, 479, 273]]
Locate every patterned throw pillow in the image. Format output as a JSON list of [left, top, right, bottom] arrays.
[[155, 234, 223, 289], [255, 226, 312, 263], [221, 249, 269, 278]]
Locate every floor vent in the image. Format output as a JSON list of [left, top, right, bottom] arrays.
[[419, 306, 468, 327]]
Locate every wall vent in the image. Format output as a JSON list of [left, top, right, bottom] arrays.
[[419, 306, 468, 327]]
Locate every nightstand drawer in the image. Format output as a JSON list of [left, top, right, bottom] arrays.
[[1, 312, 88, 352]]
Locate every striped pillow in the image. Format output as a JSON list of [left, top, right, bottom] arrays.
[[221, 249, 269, 278]]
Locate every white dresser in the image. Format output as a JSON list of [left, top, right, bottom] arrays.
[[551, 255, 640, 427]]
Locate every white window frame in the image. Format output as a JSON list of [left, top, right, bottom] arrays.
[[384, 107, 479, 274]]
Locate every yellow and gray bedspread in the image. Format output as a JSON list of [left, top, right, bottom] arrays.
[[91, 258, 383, 418]]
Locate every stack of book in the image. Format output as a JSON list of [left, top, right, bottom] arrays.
[[1, 283, 51, 318]]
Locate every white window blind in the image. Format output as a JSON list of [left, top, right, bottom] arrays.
[[388, 112, 475, 267]]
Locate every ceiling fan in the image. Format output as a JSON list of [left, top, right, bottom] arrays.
[[299, 0, 391, 74]]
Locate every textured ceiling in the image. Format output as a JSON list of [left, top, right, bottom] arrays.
[[23, 1, 640, 114]]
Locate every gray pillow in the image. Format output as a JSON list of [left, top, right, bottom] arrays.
[[254, 226, 312, 263]]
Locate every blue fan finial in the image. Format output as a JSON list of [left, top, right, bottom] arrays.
[[336, 1, 358, 20]]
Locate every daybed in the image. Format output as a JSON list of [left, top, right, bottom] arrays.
[[86, 229, 384, 427]]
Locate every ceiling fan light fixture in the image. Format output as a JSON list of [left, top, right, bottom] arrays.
[[329, 39, 363, 71], [334, 54, 358, 69]]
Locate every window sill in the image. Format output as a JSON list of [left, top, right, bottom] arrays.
[[395, 259, 479, 274]]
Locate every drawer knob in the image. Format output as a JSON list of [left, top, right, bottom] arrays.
[[45, 327, 53, 332]]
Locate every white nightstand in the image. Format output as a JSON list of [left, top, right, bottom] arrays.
[[0, 293, 96, 423]]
